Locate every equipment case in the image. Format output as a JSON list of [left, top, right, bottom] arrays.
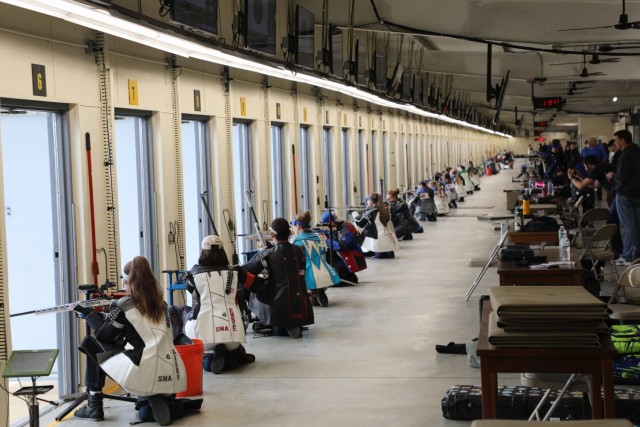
[[441, 385, 587, 421]]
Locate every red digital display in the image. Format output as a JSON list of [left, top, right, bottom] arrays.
[[534, 121, 548, 127], [533, 97, 563, 110], [535, 137, 546, 142]]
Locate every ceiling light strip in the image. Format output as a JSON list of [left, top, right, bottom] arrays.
[[1, 0, 511, 138]]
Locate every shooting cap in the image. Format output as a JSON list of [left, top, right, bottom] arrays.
[[320, 211, 342, 224], [201, 235, 224, 250]]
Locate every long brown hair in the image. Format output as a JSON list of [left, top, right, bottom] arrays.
[[123, 256, 164, 323]]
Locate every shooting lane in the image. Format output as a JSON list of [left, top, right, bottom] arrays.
[[0, 2, 512, 427]]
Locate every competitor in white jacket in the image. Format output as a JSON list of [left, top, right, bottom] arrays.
[[74, 256, 186, 424], [353, 193, 399, 259], [184, 235, 257, 374]]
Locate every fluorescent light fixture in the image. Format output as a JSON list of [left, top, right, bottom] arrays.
[[1, 0, 511, 138], [613, 97, 618, 102]]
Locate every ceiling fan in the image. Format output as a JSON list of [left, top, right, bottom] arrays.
[[544, 84, 591, 96], [543, 80, 597, 86], [549, 56, 607, 78], [598, 43, 640, 52], [550, 52, 621, 66], [558, 0, 640, 31], [580, 55, 607, 77], [589, 53, 621, 64]]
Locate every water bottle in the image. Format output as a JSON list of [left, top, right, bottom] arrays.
[[514, 207, 524, 232], [522, 194, 531, 215], [558, 226, 565, 242], [560, 233, 571, 261]]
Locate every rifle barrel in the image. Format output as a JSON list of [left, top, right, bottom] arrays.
[[10, 298, 114, 317]]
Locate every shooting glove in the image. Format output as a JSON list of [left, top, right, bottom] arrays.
[[73, 303, 94, 319]]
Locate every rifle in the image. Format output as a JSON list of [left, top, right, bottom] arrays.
[[10, 298, 114, 317], [200, 191, 219, 236], [11, 282, 119, 318], [222, 208, 239, 265], [244, 190, 267, 248]]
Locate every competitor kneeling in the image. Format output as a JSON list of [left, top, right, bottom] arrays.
[[242, 218, 315, 338], [184, 235, 257, 374], [318, 211, 366, 285], [291, 211, 341, 307], [74, 256, 187, 426], [353, 193, 400, 259], [386, 189, 416, 241]]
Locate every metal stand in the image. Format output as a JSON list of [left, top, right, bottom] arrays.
[[528, 374, 582, 421], [163, 270, 189, 306], [465, 222, 509, 301], [14, 377, 55, 427]]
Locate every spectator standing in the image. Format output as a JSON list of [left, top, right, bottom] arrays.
[[613, 130, 640, 265], [581, 136, 609, 162]]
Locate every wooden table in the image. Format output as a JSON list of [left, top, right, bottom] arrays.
[[477, 300, 616, 419], [497, 248, 582, 287], [508, 225, 559, 245]]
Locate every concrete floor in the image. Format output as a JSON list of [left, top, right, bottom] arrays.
[[33, 164, 524, 427]]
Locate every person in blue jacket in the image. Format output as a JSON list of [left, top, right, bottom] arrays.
[[581, 136, 608, 162], [291, 211, 341, 307]]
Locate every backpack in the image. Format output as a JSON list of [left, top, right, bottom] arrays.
[[522, 216, 560, 232]]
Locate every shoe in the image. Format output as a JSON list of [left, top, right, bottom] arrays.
[[435, 342, 467, 355], [234, 345, 256, 363], [315, 289, 329, 307], [613, 257, 630, 266], [363, 251, 375, 258], [252, 322, 272, 332], [146, 395, 172, 426], [211, 344, 227, 374], [74, 392, 104, 421], [286, 327, 302, 338], [308, 292, 320, 306]]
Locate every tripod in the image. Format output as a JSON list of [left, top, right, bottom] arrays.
[[55, 284, 136, 421]]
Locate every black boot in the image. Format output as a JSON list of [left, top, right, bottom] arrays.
[[315, 289, 329, 307], [211, 344, 227, 374], [234, 344, 256, 364], [74, 390, 104, 421]]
